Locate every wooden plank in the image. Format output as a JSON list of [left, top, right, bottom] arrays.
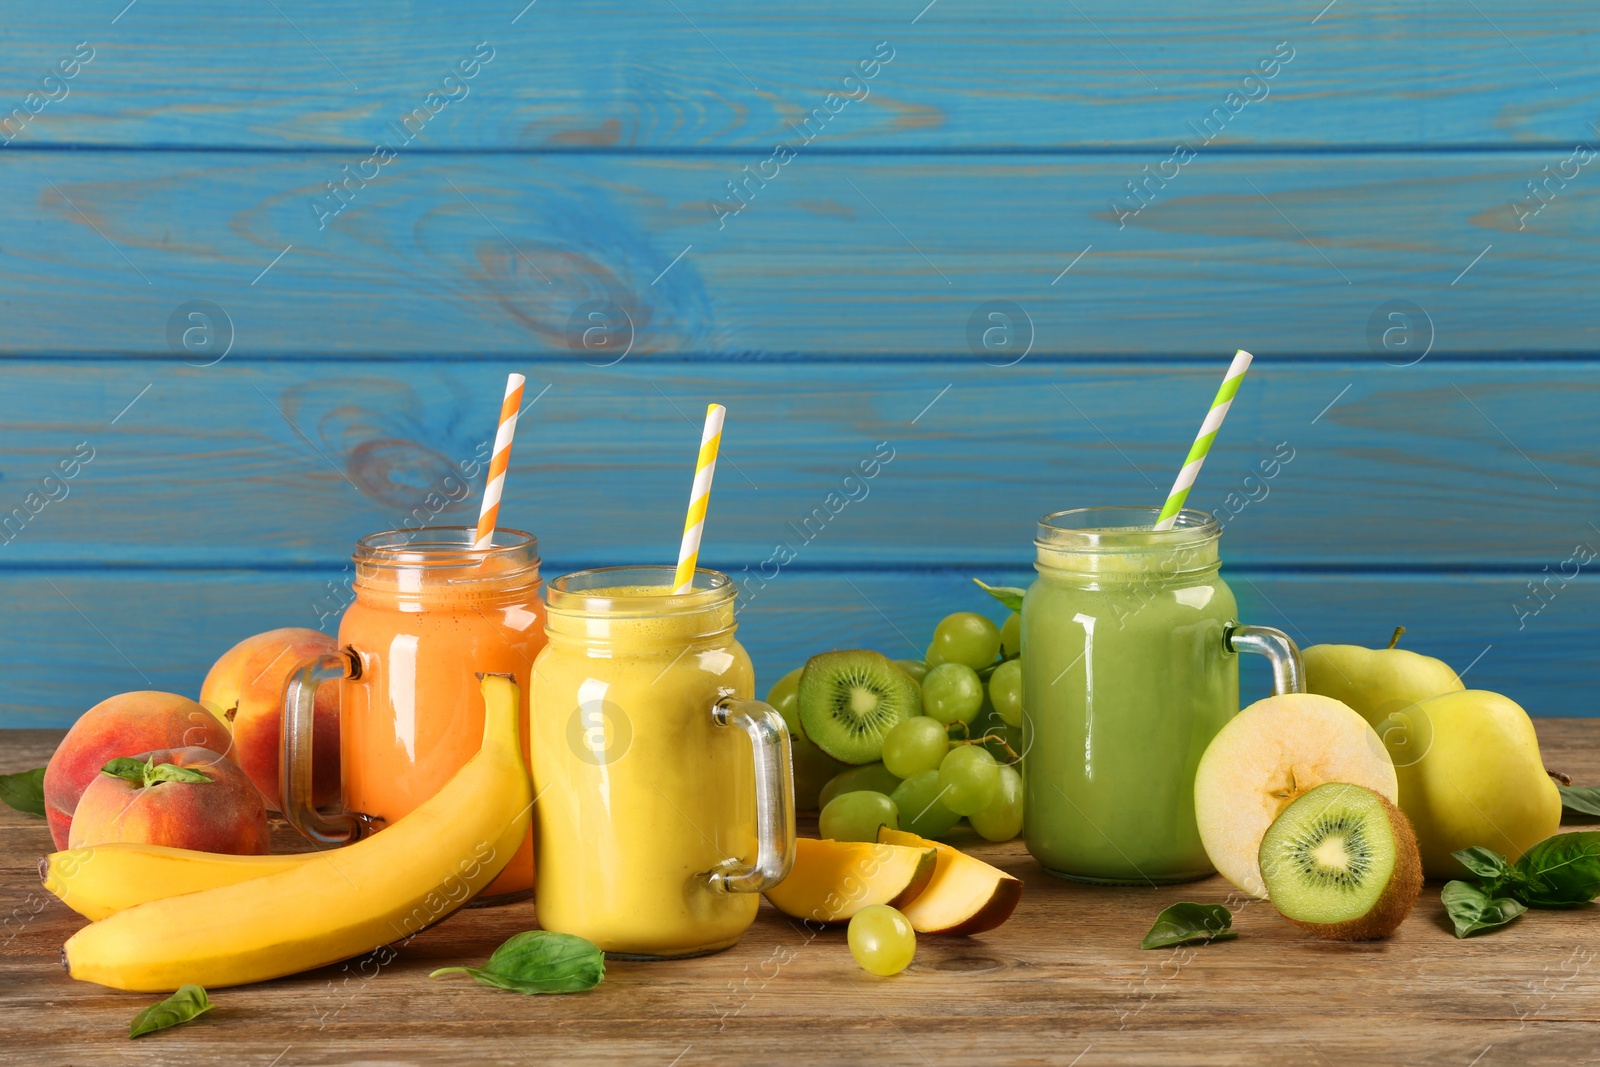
[[2, 152, 1595, 357], [3, 725, 1598, 1064], [0, 360, 1590, 569], [2, 2, 1595, 149], [0, 567, 1591, 727]]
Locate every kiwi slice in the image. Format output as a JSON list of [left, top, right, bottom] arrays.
[[1258, 782, 1423, 941], [798, 650, 921, 765]]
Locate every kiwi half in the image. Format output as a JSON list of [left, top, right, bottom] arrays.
[[797, 650, 921, 765], [1258, 781, 1423, 941]]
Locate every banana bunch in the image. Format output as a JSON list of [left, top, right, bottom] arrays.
[[50, 674, 532, 992]]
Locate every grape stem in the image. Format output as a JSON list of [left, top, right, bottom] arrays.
[[959, 733, 1021, 764]]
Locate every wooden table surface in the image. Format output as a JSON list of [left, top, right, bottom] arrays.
[[4, 725, 1598, 1067]]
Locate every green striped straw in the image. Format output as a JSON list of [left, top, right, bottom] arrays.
[[1152, 349, 1253, 531]]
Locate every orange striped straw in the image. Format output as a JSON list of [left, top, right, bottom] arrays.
[[672, 403, 725, 594], [473, 372, 526, 551]]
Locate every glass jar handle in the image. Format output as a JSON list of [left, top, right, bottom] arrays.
[[1225, 624, 1305, 695], [281, 649, 382, 846], [707, 697, 795, 894]]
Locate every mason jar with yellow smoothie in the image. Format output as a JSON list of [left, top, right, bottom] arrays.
[[529, 566, 794, 958]]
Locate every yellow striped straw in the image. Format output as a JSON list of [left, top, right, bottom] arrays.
[[672, 403, 726, 594], [1153, 350, 1253, 531]]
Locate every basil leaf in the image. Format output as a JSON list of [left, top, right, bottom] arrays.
[[1452, 845, 1513, 882], [101, 757, 213, 788], [1140, 902, 1237, 950], [430, 931, 603, 994], [1511, 831, 1600, 908], [100, 757, 151, 782], [1558, 784, 1600, 822], [1441, 881, 1527, 938], [144, 763, 214, 785], [129, 984, 214, 1038], [0, 766, 47, 817], [971, 579, 1025, 614]]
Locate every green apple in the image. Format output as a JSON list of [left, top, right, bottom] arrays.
[[767, 667, 847, 813], [1396, 689, 1562, 879], [1303, 627, 1463, 733]]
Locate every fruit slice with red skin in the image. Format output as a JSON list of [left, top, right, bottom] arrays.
[[878, 827, 1022, 935], [762, 838, 936, 924]]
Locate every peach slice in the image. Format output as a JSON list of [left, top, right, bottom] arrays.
[[763, 838, 936, 924], [878, 827, 1022, 935]]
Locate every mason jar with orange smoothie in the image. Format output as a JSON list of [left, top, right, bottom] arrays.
[[282, 526, 544, 902]]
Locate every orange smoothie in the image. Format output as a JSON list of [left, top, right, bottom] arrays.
[[338, 528, 544, 899]]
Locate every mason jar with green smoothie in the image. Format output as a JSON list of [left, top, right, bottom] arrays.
[[1020, 506, 1302, 884]]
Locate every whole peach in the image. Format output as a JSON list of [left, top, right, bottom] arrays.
[[67, 746, 269, 854], [43, 692, 232, 849], [200, 627, 341, 810]]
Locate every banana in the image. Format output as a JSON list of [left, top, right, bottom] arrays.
[[63, 674, 531, 992], [43, 846, 307, 921]]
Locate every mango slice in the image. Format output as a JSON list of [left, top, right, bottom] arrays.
[[763, 838, 936, 924]]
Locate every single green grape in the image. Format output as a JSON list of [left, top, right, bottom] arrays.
[[921, 662, 984, 725], [988, 658, 1023, 728], [925, 612, 1002, 670], [890, 770, 962, 839], [819, 790, 899, 843], [937, 744, 1000, 815], [766, 667, 803, 716], [893, 659, 931, 684], [999, 611, 1021, 658], [848, 904, 916, 976], [880, 716, 950, 779], [968, 764, 1023, 842], [766, 667, 806, 738], [819, 763, 901, 810]]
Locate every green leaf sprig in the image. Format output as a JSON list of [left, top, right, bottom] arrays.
[[972, 579, 1025, 613], [1441, 831, 1600, 938], [100, 757, 214, 789], [0, 766, 47, 816], [129, 985, 214, 1038], [430, 931, 603, 994], [1558, 784, 1600, 821], [1439, 881, 1526, 938], [1140, 902, 1237, 950]]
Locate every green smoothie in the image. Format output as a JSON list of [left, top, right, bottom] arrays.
[[1021, 507, 1238, 883]]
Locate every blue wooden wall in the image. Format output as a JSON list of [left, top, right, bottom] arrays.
[[2, 2, 1597, 725]]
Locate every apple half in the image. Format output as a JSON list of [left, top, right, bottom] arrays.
[[763, 838, 936, 924], [1194, 693, 1398, 898], [877, 827, 1022, 934]]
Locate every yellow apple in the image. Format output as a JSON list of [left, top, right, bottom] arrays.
[[1303, 629, 1463, 762], [1397, 689, 1561, 879]]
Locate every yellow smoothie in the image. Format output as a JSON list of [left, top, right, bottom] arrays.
[[530, 572, 761, 957]]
